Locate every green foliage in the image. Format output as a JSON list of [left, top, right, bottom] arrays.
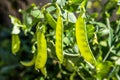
[[8, 0, 120, 79]]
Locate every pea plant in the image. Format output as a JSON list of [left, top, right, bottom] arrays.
[[10, 0, 120, 79]]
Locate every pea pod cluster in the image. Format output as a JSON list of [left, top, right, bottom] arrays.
[[19, 24, 47, 77]]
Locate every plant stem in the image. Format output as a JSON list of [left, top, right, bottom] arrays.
[[64, 52, 80, 57], [103, 46, 113, 62]]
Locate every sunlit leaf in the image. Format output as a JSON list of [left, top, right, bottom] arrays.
[[116, 6, 120, 15], [69, 0, 83, 4], [56, 0, 66, 6], [86, 24, 95, 39], [63, 11, 76, 23], [30, 9, 41, 18], [96, 61, 113, 78]]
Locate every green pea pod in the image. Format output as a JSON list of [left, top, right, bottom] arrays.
[[12, 34, 20, 54], [20, 53, 36, 67], [70, 72, 76, 80], [75, 13, 96, 65], [41, 67, 47, 77], [55, 15, 63, 63], [45, 11, 56, 29], [35, 27, 47, 70]]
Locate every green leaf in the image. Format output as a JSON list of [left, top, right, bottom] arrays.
[[62, 59, 74, 72], [63, 11, 76, 23], [86, 24, 95, 39], [29, 4, 43, 18], [105, 0, 117, 11], [9, 15, 22, 34], [91, 21, 106, 28], [30, 9, 42, 18], [46, 6, 56, 12], [12, 26, 20, 34], [56, 0, 66, 7], [108, 28, 113, 47], [106, 15, 114, 47], [64, 3, 79, 12], [96, 61, 113, 78], [69, 0, 83, 4], [63, 37, 70, 46], [9, 15, 22, 27], [99, 28, 109, 36]]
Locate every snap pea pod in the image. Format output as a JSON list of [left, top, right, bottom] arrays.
[[35, 27, 47, 70], [75, 13, 96, 65], [41, 67, 47, 77], [44, 11, 56, 29], [12, 34, 20, 54], [20, 53, 36, 67], [55, 15, 63, 63]]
